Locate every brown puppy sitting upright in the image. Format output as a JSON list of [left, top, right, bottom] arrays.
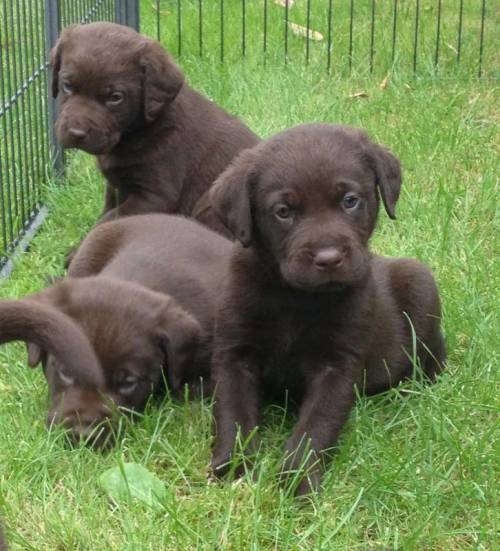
[[51, 22, 259, 232], [0, 215, 231, 446], [209, 124, 446, 496]]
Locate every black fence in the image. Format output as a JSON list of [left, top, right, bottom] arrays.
[[0, 0, 497, 274], [0, 0, 123, 274], [141, 1, 495, 77]]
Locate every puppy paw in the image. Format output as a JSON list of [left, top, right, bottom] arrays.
[[210, 454, 232, 479]]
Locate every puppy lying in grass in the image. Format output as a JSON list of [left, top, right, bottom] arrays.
[[209, 124, 446, 496], [0, 215, 231, 446]]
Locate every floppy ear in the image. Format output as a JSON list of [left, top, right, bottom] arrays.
[[49, 37, 63, 99], [209, 149, 258, 247], [370, 143, 402, 219], [155, 299, 203, 392], [26, 342, 47, 367], [140, 40, 184, 123], [0, 294, 104, 388]]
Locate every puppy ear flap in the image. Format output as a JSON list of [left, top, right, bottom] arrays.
[[370, 144, 402, 220], [26, 342, 47, 367], [49, 38, 63, 99], [209, 149, 257, 247], [155, 299, 203, 393], [140, 40, 184, 123]]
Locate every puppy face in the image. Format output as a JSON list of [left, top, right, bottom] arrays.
[[211, 124, 401, 291], [51, 22, 184, 154], [10, 278, 201, 446]]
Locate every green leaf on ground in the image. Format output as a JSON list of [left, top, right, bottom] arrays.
[[99, 462, 168, 510]]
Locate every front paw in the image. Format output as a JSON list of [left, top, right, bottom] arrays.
[[281, 440, 322, 497], [210, 451, 233, 479]]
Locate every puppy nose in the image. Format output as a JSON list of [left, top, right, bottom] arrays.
[[313, 247, 344, 270], [68, 127, 87, 140]]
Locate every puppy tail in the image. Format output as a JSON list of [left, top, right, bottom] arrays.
[[0, 299, 104, 389]]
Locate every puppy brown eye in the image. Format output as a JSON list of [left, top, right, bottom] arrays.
[[119, 376, 138, 396], [61, 81, 73, 95], [274, 204, 293, 221], [107, 92, 125, 106], [343, 193, 359, 210]]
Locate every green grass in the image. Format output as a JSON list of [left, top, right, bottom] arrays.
[[1, 5, 499, 550]]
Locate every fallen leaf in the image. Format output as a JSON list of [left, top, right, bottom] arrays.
[[288, 22, 324, 41], [99, 462, 167, 510], [446, 43, 458, 54], [379, 74, 390, 90], [349, 91, 368, 99], [151, 3, 171, 16], [274, 0, 295, 7]]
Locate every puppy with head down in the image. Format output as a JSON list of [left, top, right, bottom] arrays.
[[51, 22, 259, 232], [0, 215, 231, 446], [209, 124, 446, 496]]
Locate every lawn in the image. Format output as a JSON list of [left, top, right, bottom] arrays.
[[0, 2, 499, 549]]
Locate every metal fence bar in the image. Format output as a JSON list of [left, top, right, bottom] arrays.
[[478, 0, 486, 78], [284, 0, 289, 64], [348, 0, 354, 73], [391, 0, 398, 64], [327, 0, 333, 72], [456, 0, 464, 64], [306, 0, 311, 65], [45, 0, 64, 176], [115, 0, 139, 29], [155, 0, 160, 41], [434, 0, 442, 68], [198, 0, 203, 57], [263, 0, 268, 61], [242, 0, 246, 58], [413, 0, 420, 73], [220, 0, 224, 63], [177, 0, 182, 57], [369, 0, 375, 74]]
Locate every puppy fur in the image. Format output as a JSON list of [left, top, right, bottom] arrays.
[[209, 124, 446, 496], [0, 215, 231, 445], [51, 22, 259, 233]]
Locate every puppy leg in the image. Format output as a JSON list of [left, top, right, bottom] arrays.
[[283, 365, 356, 496], [211, 354, 260, 478]]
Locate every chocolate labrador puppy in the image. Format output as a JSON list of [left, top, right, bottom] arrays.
[[209, 124, 446, 496], [51, 22, 259, 232], [0, 215, 231, 446]]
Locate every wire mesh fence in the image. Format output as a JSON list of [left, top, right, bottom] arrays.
[[0, 0, 122, 273], [0, 0, 497, 274], [140, 1, 496, 78]]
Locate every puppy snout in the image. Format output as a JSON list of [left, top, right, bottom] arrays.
[[68, 127, 88, 140], [313, 247, 344, 270], [62, 406, 114, 447]]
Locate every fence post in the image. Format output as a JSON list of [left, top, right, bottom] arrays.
[[115, 0, 140, 31], [44, 0, 64, 177]]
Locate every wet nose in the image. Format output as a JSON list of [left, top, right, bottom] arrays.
[[64, 410, 112, 446], [313, 247, 344, 270], [68, 127, 87, 140]]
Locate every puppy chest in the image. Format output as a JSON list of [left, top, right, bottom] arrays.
[[258, 318, 318, 388]]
